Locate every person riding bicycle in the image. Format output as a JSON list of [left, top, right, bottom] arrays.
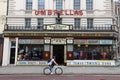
[[48, 56, 58, 74]]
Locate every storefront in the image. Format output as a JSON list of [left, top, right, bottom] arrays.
[[2, 24, 117, 66], [2, 0, 117, 66]]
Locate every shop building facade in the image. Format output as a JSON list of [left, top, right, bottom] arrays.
[[2, 0, 117, 66]]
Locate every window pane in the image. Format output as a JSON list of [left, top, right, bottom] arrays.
[[74, 18, 80, 29], [87, 18, 93, 28], [18, 44, 44, 60], [38, 0, 45, 10], [74, 0, 80, 10], [86, 0, 93, 10], [26, 0, 32, 10], [56, 0, 63, 10], [37, 18, 43, 29], [25, 18, 31, 28]]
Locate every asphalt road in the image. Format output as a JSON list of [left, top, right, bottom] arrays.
[[0, 75, 120, 80]]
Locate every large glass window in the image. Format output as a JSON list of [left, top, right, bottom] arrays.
[[37, 18, 43, 29], [74, 0, 80, 10], [73, 45, 114, 60], [26, 0, 32, 10], [56, 0, 63, 10], [74, 18, 80, 29], [18, 44, 44, 61], [87, 18, 93, 28], [86, 0, 93, 10], [25, 18, 31, 28], [38, 0, 45, 10]]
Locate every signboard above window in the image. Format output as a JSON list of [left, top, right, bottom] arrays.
[[44, 24, 73, 30]]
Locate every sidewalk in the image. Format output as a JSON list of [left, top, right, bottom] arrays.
[[0, 65, 120, 75]]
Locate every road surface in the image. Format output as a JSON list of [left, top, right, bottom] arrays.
[[0, 75, 120, 80]]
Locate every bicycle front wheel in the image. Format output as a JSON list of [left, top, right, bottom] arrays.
[[43, 67, 51, 75], [55, 67, 63, 75]]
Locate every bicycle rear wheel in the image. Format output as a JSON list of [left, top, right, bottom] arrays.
[[43, 67, 51, 75], [55, 67, 63, 75]]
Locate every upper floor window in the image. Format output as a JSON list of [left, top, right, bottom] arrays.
[[37, 18, 44, 29], [86, 0, 93, 10], [56, 0, 63, 11], [74, 0, 80, 10], [26, 0, 32, 10], [38, 0, 45, 10], [25, 18, 31, 28], [74, 18, 80, 29], [87, 18, 93, 28]]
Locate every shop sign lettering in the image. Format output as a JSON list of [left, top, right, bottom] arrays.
[[19, 39, 44, 44], [100, 40, 112, 44], [51, 38, 66, 44], [45, 39, 50, 44], [45, 24, 70, 30], [34, 10, 83, 16], [74, 40, 87, 44], [67, 39, 73, 44], [16, 61, 47, 65], [87, 40, 99, 44], [4, 33, 112, 37], [67, 60, 115, 66]]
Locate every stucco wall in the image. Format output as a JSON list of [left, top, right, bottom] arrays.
[[0, 0, 7, 33]]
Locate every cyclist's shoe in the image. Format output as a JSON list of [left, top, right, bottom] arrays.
[[50, 72, 53, 74]]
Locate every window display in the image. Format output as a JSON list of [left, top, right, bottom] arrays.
[[73, 45, 114, 60], [18, 44, 44, 61]]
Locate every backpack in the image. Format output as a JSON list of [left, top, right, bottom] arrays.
[[47, 59, 51, 63]]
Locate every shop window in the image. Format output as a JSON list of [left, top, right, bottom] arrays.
[[18, 44, 44, 61], [67, 45, 73, 51], [73, 45, 114, 60], [44, 45, 50, 51]]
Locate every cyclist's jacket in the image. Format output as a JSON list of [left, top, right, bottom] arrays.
[[48, 59, 54, 65]]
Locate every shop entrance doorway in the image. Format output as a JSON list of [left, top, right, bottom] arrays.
[[53, 45, 64, 65], [10, 48, 15, 64]]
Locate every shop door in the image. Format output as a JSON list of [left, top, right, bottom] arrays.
[[10, 48, 15, 64], [53, 45, 64, 65]]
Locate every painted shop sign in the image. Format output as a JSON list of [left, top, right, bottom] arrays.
[[34, 10, 83, 16], [19, 39, 44, 44], [67, 60, 116, 66], [100, 40, 112, 44], [51, 38, 66, 44], [4, 33, 112, 37], [87, 40, 99, 44], [74, 40, 87, 44], [44, 24, 72, 30], [16, 61, 47, 65]]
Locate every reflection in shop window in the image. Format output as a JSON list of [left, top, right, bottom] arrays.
[[18, 44, 44, 61], [73, 45, 115, 60]]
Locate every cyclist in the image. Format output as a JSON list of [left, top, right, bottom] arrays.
[[48, 56, 58, 74]]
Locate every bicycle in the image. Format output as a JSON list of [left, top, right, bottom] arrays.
[[43, 65, 63, 75]]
